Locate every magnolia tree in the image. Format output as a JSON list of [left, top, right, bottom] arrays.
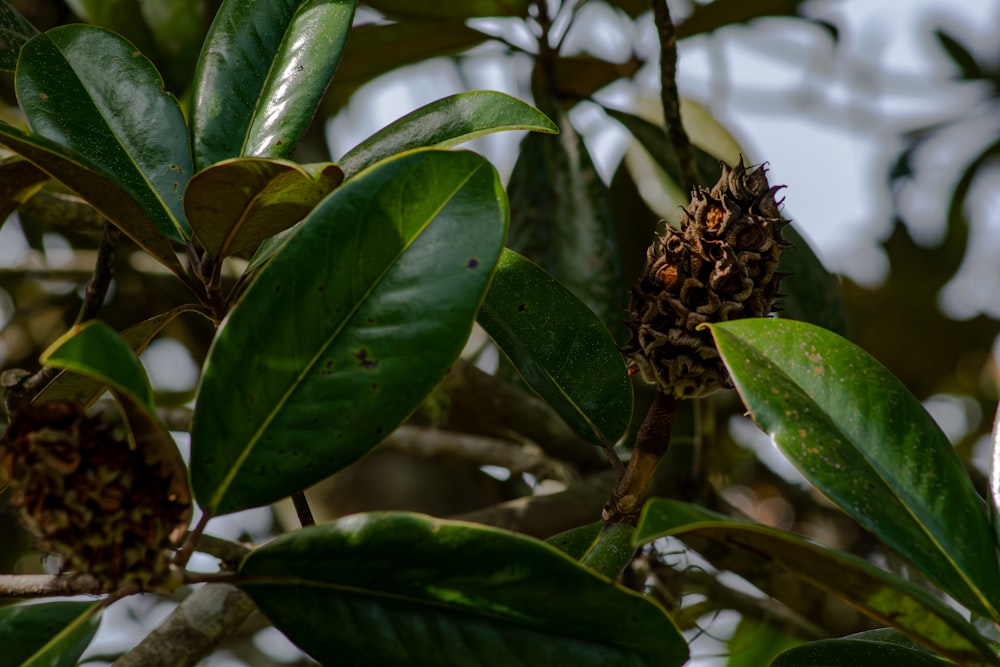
[[0, 1, 999, 666]]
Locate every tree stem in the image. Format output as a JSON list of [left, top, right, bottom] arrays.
[[651, 0, 701, 190], [603, 391, 680, 523]]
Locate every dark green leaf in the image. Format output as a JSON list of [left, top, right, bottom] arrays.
[[603, 106, 719, 189], [478, 248, 632, 445], [545, 521, 604, 559], [604, 0, 648, 19], [776, 223, 847, 336], [185, 157, 343, 259], [239, 512, 687, 667], [38, 319, 193, 541], [0, 157, 48, 225], [0, 0, 37, 72], [609, 161, 661, 290], [338, 91, 557, 179], [989, 402, 1000, 546], [0, 123, 187, 277], [934, 29, 983, 80], [365, 0, 532, 19], [323, 21, 489, 113], [16, 25, 192, 241], [708, 318, 1000, 620], [190, 0, 357, 170], [635, 499, 1000, 666], [40, 319, 155, 410], [507, 108, 623, 328], [772, 630, 954, 666], [35, 307, 203, 407], [551, 55, 643, 103], [676, 0, 820, 39], [0, 602, 100, 667], [578, 522, 635, 579], [191, 150, 507, 516]]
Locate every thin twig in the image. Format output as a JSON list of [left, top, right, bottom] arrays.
[[292, 491, 315, 527], [76, 224, 121, 323], [0, 573, 105, 598], [651, 0, 702, 190]]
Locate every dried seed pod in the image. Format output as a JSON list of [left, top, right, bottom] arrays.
[[0, 401, 189, 590], [623, 158, 790, 398]]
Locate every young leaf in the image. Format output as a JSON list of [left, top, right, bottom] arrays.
[[185, 157, 343, 260], [191, 150, 507, 516], [0, 123, 186, 277], [363, 0, 532, 19], [708, 318, 1000, 621], [323, 21, 490, 113], [239, 512, 688, 667], [478, 249, 632, 445], [337, 91, 557, 179], [726, 617, 803, 667], [0, 602, 101, 667], [189, 0, 357, 170], [0, 0, 37, 72], [41, 320, 155, 410], [38, 320, 192, 542], [635, 499, 1000, 666], [16, 25, 192, 241], [35, 307, 205, 407], [507, 107, 623, 328]]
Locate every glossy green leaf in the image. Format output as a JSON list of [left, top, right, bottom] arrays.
[[478, 249, 631, 445], [776, 223, 847, 335], [364, 0, 531, 19], [0, 0, 37, 72], [16, 25, 192, 241], [323, 21, 489, 113], [239, 512, 688, 667], [191, 150, 507, 516], [67, 0, 203, 93], [545, 521, 636, 578], [772, 629, 953, 666], [0, 602, 101, 667], [635, 499, 1000, 666], [507, 107, 622, 327], [603, 106, 719, 189], [578, 522, 636, 579], [709, 318, 1000, 620], [40, 319, 154, 410], [989, 402, 1000, 546], [190, 0, 356, 170], [185, 157, 343, 259], [0, 157, 48, 224], [545, 521, 604, 559], [0, 123, 186, 277], [338, 91, 557, 180], [35, 307, 204, 406]]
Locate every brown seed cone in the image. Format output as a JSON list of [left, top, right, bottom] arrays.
[[0, 401, 188, 590], [623, 158, 791, 398]]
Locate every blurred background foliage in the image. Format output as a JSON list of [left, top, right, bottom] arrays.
[[1, 0, 999, 665]]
